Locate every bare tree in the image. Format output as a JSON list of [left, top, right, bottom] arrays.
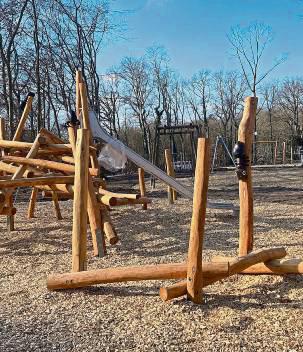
[[186, 69, 212, 136]]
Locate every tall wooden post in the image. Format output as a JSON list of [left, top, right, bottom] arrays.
[[238, 97, 258, 256], [138, 168, 147, 210], [72, 129, 89, 272], [164, 149, 177, 204], [187, 138, 210, 304]]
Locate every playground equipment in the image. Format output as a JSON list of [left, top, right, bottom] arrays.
[[47, 96, 303, 305], [0, 71, 152, 258], [89, 110, 239, 214]]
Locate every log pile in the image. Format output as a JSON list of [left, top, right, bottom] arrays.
[[0, 71, 151, 259]]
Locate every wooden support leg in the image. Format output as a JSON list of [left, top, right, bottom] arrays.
[[7, 194, 15, 232], [138, 168, 147, 210], [101, 206, 119, 245], [238, 97, 258, 256], [51, 190, 63, 220], [87, 176, 106, 257], [186, 138, 210, 303], [164, 149, 176, 204], [28, 187, 38, 219], [72, 129, 89, 272]]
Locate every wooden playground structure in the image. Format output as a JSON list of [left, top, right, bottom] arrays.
[[44, 95, 303, 304], [1, 76, 301, 303]]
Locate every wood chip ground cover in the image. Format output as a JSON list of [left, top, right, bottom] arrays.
[[0, 168, 302, 351]]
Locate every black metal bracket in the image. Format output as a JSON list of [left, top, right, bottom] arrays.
[[65, 110, 80, 128], [233, 141, 249, 180]]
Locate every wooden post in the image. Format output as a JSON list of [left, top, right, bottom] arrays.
[[164, 149, 177, 204], [274, 140, 278, 165], [28, 187, 38, 218], [51, 188, 63, 220], [7, 194, 14, 231], [0, 117, 6, 159], [187, 138, 210, 304], [282, 141, 286, 164], [238, 97, 258, 256], [72, 129, 89, 272], [138, 168, 147, 210], [290, 144, 293, 164], [13, 95, 34, 141], [79, 82, 99, 172], [76, 70, 82, 118]]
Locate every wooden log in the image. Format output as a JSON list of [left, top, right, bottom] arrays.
[[101, 206, 119, 245], [212, 255, 303, 275], [72, 129, 89, 272], [0, 139, 72, 153], [27, 187, 38, 218], [2, 155, 98, 176], [274, 141, 278, 164], [79, 82, 99, 172], [238, 97, 258, 256], [13, 95, 33, 141], [67, 126, 77, 156], [160, 247, 286, 302], [164, 149, 175, 204], [57, 155, 75, 165], [50, 187, 63, 220], [187, 138, 210, 304], [87, 176, 106, 257], [0, 117, 6, 158], [76, 70, 82, 118], [0, 176, 74, 188], [138, 168, 147, 210], [11, 133, 43, 180], [39, 128, 65, 144], [42, 190, 72, 200], [0, 206, 17, 216], [0, 161, 38, 177], [7, 194, 14, 231], [98, 187, 139, 200], [282, 141, 286, 164], [159, 276, 226, 302], [47, 261, 229, 290], [109, 197, 152, 207]]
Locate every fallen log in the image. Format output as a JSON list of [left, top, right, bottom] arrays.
[[47, 262, 229, 290]]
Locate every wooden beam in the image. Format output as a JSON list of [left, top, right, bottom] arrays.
[[2, 155, 98, 176], [138, 168, 147, 210], [164, 149, 176, 204], [13, 95, 34, 141], [50, 187, 63, 220], [187, 138, 210, 303], [47, 261, 229, 290], [72, 129, 89, 272], [238, 97, 258, 256], [27, 187, 38, 218], [0, 176, 74, 188]]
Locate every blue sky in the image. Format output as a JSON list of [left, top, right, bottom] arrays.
[[98, 0, 302, 80]]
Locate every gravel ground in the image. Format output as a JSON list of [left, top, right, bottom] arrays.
[[0, 167, 302, 352]]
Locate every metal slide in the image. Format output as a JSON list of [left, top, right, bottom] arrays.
[[89, 113, 239, 213]]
